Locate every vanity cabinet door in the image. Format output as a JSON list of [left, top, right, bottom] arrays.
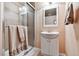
[[41, 37, 50, 55], [50, 39, 59, 56]]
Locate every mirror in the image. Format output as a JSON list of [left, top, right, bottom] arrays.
[[44, 5, 58, 27]]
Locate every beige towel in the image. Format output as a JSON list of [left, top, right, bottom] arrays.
[[17, 26, 27, 52], [8, 25, 17, 56], [17, 26, 25, 42]]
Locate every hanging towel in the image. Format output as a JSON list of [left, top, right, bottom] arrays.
[[8, 25, 17, 56], [17, 26, 27, 52], [17, 26, 25, 42], [65, 3, 74, 25]]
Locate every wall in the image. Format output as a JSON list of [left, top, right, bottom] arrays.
[[35, 2, 66, 54], [65, 24, 79, 56], [73, 2, 79, 54], [0, 2, 2, 55], [63, 2, 79, 56], [0, 2, 3, 55]]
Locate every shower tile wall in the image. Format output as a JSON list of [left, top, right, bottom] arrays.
[[3, 2, 20, 51], [3, 2, 35, 53]]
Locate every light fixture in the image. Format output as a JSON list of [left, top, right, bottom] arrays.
[[49, 2, 57, 5], [19, 6, 27, 15], [49, 2, 53, 5]]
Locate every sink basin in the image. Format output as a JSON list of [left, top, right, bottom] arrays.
[[41, 32, 59, 39]]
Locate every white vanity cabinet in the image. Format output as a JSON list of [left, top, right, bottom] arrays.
[[41, 32, 59, 56]]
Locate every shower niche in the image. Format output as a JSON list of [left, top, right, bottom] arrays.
[[44, 5, 58, 27]]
